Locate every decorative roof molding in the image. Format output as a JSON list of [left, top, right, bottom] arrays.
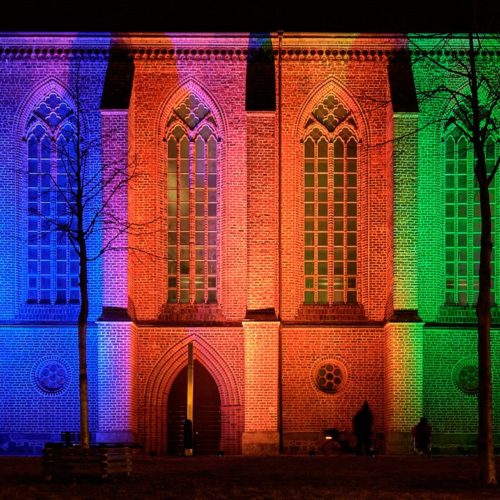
[[1, 47, 498, 62], [0, 47, 110, 60], [0, 33, 498, 62]]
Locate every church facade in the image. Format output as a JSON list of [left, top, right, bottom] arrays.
[[0, 33, 499, 455]]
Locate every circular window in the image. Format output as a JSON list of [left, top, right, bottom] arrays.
[[32, 358, 70, 395], [313, 359, 347, 394], [452, 357, 479, 395]]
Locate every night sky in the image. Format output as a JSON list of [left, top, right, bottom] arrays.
[[1, 0, 499, 33]]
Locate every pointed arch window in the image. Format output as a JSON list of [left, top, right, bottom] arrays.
[[166, 94, 218, 304], [304, 95, 358, 304], [26, 92, 79, 304], [444, 130, 497, 305]]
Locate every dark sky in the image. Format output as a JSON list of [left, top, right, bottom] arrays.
[[2, 0, 500, 32]]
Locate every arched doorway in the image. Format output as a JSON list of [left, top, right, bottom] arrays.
[[167, 360, 221, 455]]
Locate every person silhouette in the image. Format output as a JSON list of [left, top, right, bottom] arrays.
[[412, 417, 432, 455], [352, 401, 374, 456]]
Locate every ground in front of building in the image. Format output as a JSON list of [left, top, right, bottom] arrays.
[[1, 455, 500, 498]]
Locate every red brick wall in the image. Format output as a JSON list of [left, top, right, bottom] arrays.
[[133, 324, 244, 455], [246, 112, 278, 312], [281, 326, 385, 441], [243, 322, 280, 432], [128, 38, 248, 322], [123, 35, 399, 455], [3, 34, 498, 456], [279, 36, 395, 322]]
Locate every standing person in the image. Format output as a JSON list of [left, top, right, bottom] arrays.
[[352, 400, 374, 456], [412, 417, 432, 455]]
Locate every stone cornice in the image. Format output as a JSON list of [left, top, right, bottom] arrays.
[[1, 47, 498, 63], [0, 47, 110, 60], [0, 33, 498, 62]]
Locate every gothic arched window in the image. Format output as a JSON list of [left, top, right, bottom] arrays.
[[304, 95, 358, 304], [26, 92, 79, 304], [444, 130, 497, 305], [166, 94, 218, 304]]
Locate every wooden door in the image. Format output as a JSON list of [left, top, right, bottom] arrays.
[[167, 361, 221, 455]]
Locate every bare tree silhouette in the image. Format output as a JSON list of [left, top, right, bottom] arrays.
[[410, 32, 500, 485], [28, 66, 138, 449]]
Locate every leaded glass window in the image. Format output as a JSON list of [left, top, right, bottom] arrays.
[[166, 94, 218, 304], [304, 95, 358, 305], [26, 92, 79, 305], [444, 131, 496, 305]]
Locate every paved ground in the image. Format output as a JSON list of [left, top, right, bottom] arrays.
[[1, 455, 500, 499]]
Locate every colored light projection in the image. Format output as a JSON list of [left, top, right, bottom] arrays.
[[409, 35, 500, 438], [0, 35, 112, 454], [0, 33, 499, 457]]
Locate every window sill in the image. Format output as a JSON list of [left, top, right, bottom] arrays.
[[159, 302, 225, 322], [297, 303, 366, 322], [437, 303, 500, 323]]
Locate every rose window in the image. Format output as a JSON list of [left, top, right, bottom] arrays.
[[452, 357, 479, 395], [313, 359, 347, 394], [32, 358, 70, 395]]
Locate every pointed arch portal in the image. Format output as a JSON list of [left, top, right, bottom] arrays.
[[167, 360, 221, 455], [143, 336, 241, 456]]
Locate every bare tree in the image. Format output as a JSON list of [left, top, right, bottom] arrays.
[[410, 33, 499, 485], [31, 71, 134, 449]]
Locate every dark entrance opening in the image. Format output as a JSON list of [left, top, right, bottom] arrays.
[[167, 360, 221, 455]]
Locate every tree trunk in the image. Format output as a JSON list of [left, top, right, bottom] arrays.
[[476, 175, 496, 485], [78, 237, 90, 449], [73, 86, 91, 450], [468, 32, 496, 485]]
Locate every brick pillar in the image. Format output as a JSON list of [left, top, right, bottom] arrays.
[[393, 112, 419, 313], [384, 322, 423, 453], [385, 112, 423, 453], [96, 321, 134, 443], [246, 112, 277, 312], [97, 110, 133, 442], [384, 112, 423, 453], [242, 320, 280, 455]]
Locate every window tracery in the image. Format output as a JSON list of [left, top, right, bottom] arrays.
[[26, 92, 79, 305], [166, 93, 218, 304], [444, 128, 497, 305], [304, 95, 358, 304]]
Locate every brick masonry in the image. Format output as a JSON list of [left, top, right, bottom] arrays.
[[0, 34, 498, 455]]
